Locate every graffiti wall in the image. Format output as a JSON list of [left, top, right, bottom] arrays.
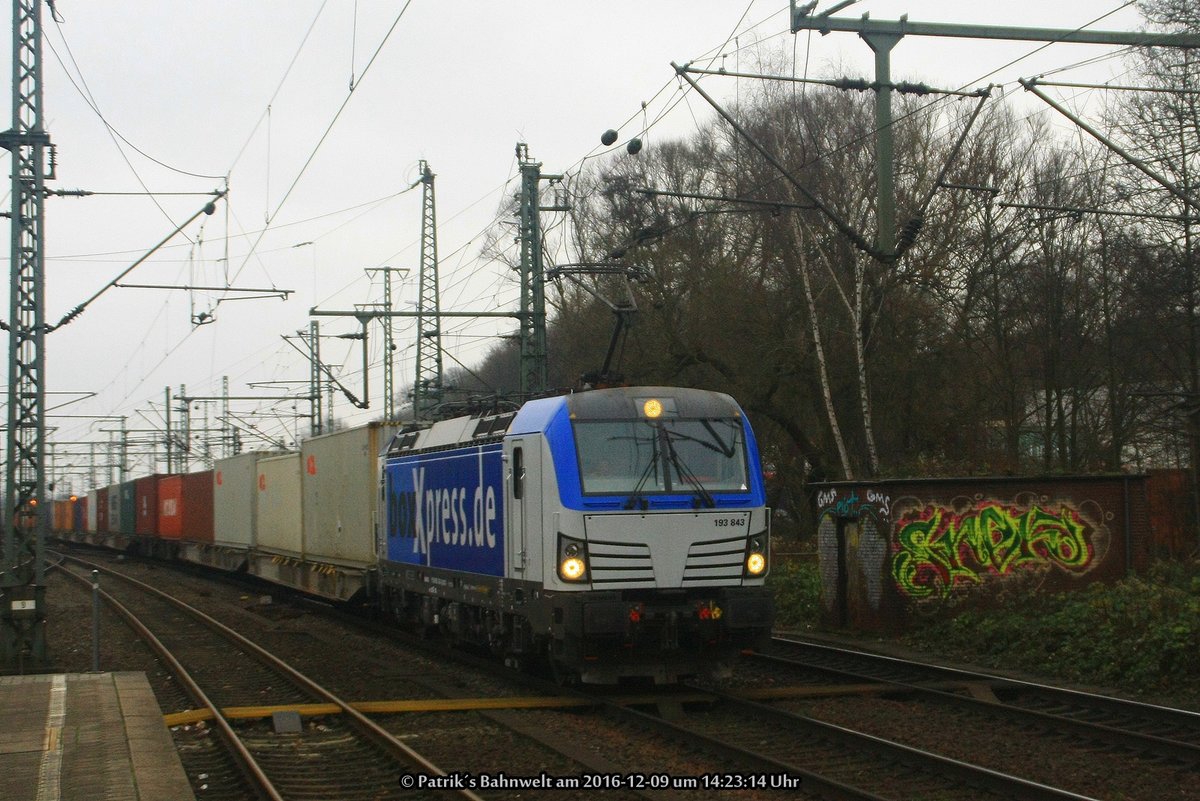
[[812, 476, 1149, 632]]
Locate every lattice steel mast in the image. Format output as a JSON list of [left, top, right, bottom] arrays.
[[516, 144, 563, 397], [414, 161, 442, 418], [2, 0, 51, 667]]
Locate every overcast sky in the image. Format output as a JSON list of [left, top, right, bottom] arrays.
[[2, 0, 1152, 487]]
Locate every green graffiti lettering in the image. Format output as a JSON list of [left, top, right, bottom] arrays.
[[892, 502, 1095, 600]]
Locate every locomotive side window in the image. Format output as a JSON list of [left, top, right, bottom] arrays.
[[512, 447, 524, 499]]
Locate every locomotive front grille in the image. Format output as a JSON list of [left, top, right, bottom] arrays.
[[582, 512, 755, 588], [587, 539, 655, 586], [682, 534, 746, 584]]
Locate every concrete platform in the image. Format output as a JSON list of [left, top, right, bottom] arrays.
[[0, 672, 195, 801]]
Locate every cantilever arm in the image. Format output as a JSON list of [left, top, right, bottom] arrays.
[[48, 192, 227, 332]]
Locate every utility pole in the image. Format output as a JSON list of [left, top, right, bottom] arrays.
[[2, 0, 51, 668], [415, 161, 443, 418]]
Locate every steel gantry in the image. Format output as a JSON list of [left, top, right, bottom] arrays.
[[786, 2, 1200, 259], [1, 0, 51, 669]]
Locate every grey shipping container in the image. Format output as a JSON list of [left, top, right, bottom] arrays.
[[255, 453, 303, 557], [213, 450, 286, 549], [301, 422, 397, 568], [86, 489, 100, 532]]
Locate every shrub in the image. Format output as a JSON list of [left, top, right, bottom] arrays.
[[768, 557, 823, 630], [903, 559, 1200, 698]]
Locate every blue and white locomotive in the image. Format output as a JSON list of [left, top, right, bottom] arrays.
[[378, 385, 774, 683]]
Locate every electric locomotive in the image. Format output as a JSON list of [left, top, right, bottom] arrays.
[[379, 385, 774, 683]]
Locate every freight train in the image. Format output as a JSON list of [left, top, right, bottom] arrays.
[[53, 385, 774, 683]]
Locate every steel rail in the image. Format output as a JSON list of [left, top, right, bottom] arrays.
[[746, 647, 1200, 764], [679, 683, 1100, 801], [57, 551, 484, 801], [52, 560, 286, 801], [565, 686, 883, 801], [773, 634, 1200, 736]]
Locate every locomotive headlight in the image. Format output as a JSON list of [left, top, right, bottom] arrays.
[[744, 529, 769, 578], [557, 533, 590, 583], [560, 556, 586, 581]]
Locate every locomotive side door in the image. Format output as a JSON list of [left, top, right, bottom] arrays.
[[507, 438, 542, 577]]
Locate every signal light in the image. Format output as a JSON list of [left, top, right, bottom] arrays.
[[628, 606, 642, 624]]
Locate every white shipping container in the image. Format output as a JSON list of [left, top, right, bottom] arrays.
[[301, 422, 397, 568], [213, 450, 284, 548], [255, 453, 303, 556]]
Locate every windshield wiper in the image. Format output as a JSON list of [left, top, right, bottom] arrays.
[[662, 430, 715, 508], [623, 434, 659, 510], [655, 420, 738, 458]]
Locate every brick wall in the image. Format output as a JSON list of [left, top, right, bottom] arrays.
[[1145, 469, 1195, 558]]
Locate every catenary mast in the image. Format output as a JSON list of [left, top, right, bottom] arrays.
[[2, 0, 51, 668]]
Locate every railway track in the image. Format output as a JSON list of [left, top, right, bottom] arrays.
[[53, 552, 480, 801], [585, 682, 1098, 801], [755, 635, 1200, 764], [51, 547, 802, 801], [50, 547, 1175, 801]]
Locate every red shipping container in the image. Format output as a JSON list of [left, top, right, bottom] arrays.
[[158, 471, 214, 542], [135, 474, 166, 536], [53, 500, 69, 532], [96, 487, 109, 533]]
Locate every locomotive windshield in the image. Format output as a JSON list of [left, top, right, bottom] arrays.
[[574, 417, 749, 497]]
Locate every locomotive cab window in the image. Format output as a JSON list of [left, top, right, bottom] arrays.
[[512, 446, 524, 499], [573, 417, 749, 497]]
